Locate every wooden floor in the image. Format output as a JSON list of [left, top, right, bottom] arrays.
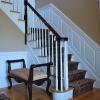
[[0, 84, 51, 100], [72, 88, 100, 100], [0, 84, 100, 100]]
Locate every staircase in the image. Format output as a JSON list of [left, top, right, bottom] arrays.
[[68, 54, 95, 97], [0, 0, 96, 99]]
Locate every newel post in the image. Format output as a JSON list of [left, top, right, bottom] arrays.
[[52, 38, 73, 100], [24, 0, 28, 44]]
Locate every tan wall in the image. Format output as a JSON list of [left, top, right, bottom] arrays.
[[36, 0, 100, 45], [0, 10, 26, 52]]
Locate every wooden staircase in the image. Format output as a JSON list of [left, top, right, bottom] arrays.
[[68, 54, 95, 97]]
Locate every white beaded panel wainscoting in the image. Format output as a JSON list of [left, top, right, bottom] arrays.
[[37, 3, 100, 88]]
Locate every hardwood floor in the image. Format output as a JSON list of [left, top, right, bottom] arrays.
[[0, 84, 51, 100], [71, 88, 100, 100], [0, 84, 100, 100]]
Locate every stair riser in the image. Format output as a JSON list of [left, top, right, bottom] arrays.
[[73, 82, 94, 97], [68, 62, 79, 71], [69, 71, 86, 82], [68, 54, 72, 61]]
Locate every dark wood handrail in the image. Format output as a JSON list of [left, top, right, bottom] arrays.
[[24, 0, 68, 41]]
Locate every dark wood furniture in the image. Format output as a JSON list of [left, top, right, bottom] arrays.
[[6, 59, 52, 100]]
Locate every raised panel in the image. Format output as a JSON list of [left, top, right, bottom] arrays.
[[84, 43, 96, 69], [61, 21, 69, 37], [72, 31, 81, 55]]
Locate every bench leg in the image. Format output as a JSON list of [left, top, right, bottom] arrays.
[[28, 83, 32, 100], [46, 78, 51, 95], [8, 76, 12, 89]]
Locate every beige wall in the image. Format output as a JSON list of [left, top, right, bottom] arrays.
[[0, 10, 26, 52], [36, 0, 100, 45]]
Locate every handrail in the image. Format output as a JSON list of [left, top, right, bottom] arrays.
[[24, 0, 68, 42]]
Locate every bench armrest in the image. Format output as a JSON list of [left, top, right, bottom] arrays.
[[6, 59, 26, 73]]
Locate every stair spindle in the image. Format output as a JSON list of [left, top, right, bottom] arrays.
[[32, 28, 34, 41], [60, 42, 63, 91], [55, 41, 58, 91], [63, 40, 68, 90], [37, 28, 40, 48], [31, 27, 32, 41], [43, 29, 46, 56], [50, 35, 53, 62], [12, 0, 15, 11], [41, 29, 43, 56], [16, 0, 18, 12], [57, 40, 61, 90], [46, 30, 49, 57]]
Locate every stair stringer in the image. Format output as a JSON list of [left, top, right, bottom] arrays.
[[37, 3, 100, 88]]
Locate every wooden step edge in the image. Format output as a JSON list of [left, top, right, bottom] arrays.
[[33, 47, 41, 49], [10, 10, 20, 13], [1, 0, 12, 4], [29, 40, 37, 42], [69, 69, 87, 74], [84, 78, 96, 82], [38, 55, 48, 57], [18, 18, 25, 21], [68, 53, 73, 56], [28, 40, 37, 43], [68, 61, 80, 64], [27, 33, 31, 35]]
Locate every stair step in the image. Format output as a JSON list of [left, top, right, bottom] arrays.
[[69, 78, 95, 97], [69, 70, 86, 82], [1, 0, 12, 4], [18, 18, 25, 21], [68, 61, 79, 71], [38, 55, 48, 57], [33, 47, 41, 49], [10, 10, 20, 13]]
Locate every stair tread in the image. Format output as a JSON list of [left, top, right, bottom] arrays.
[[1, 0, 12, 4], [68, 61, 80, 64], [18, 19, 24, 21], [38, 55, 48, 57], [10, 10, 20, 13], [69, 78, 95, 87], [69, 70, 86, 75]]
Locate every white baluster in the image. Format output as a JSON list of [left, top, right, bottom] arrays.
[[52, 34, 54, 63], [64, 41, 68, 90], [60, 41, 63, 91], [55, 41, 58, 91]]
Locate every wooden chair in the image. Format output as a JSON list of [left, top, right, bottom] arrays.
[[6, 59, 52, 100]]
